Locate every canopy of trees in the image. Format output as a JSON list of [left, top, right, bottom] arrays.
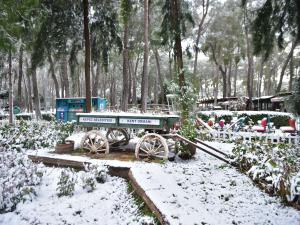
[[1, 0, 300, 122]]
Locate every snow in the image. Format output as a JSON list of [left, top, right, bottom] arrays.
[[0, 167, 154, 225], [130, 144, 300, 225], [237, 111, 294, 118], [197, 110, 294, 118], [23, 143, 300, 225], [1, 118, 299, 225], [66, 132, 86, 149], [77, 112, 180, 118], [198, 110, 233, 117]]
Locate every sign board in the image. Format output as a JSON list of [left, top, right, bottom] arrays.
[[119, 118, 160, 126], [79, 117, 116, 124]]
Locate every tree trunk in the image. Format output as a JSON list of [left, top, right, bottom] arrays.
[[18, 46, 23, 107], [131, 57, 139, 105], [170, 0, 188, 121], [276, 39, 297, 93], [23, 72, 29, 113], [61, 55, 69, 98], [154, 49, 165, 104], [31, 67, 41, 119], [141, 0, 149, 112], [193, 0, 209, 78], [128, 58, 132, 104], [244, 6, 254, 109], [227, 60, 232, 97], [25, 58, 33, 112], [213, 65, 219, 106], [110, 64, 117, 108], [221, 67, 227, 98], [8, 49, 13, 124], [257, 57, 264, 97], [289, 49, 294, 92], [83, 0, 92, 113], [168, 50, 172, 80], [121, 22, 129, 111], [47, 51, 60, 98], [233, 61, 238, 97], [92, 61, 101, 97]]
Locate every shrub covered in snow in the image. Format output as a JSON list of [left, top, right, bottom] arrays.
[[81, 164, 108, 192], [231, 140, 300, 205], [0, 120, 75, 150], [177, 120, 197, 159], [56, 168, 77, 197], [197, 111, 293, 128], [0, 148, 44, 213]]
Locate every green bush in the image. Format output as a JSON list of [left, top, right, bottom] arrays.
[[196, 113, 232, 124], [178, 120, 197, 160], [42, 113, 55, 121], [57, 168, 76, 197], [237, 113, 290, 128], [230, 140, 300, 206], [15, 114, 32, 120]]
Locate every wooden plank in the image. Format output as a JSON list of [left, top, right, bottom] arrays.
[[28, 155, 89, 169], [128, 170, 169, 225]]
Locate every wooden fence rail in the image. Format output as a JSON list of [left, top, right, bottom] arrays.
[[210, 130, 300, 146]]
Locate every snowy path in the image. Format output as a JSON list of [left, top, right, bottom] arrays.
[[130, 143, 300, 225]]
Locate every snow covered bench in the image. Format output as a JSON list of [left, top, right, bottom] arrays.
[[280, 119, 296, 133]]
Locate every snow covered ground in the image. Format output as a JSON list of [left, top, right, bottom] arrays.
[[1, 141, 299, 225], [131, 146, 300, 225], [0, 167, 154, 225]]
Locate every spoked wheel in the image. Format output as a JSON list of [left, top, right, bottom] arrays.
[[81, 130, 109, 154], [106, 128, 130, 147], [135, 133, 169, 160]]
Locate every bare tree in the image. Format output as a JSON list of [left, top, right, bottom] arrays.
[[18, 46, 23, 107], [276, 38, 297, 92], [47, 51, 60, 98], [193, 0, 210, 78], [83, 0, 92, 113], [8, 49, 13, 124], [141, 0, 149, 112]]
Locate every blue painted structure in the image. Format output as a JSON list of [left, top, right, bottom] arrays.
[[56, 97, 107, 122]]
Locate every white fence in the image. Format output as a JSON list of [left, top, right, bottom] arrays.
[[211, 130, 300, 146]]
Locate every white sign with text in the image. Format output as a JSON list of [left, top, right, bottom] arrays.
[[79, 117, 116, 124], [119, 118, 160, 125]]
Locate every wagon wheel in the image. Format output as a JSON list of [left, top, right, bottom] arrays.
[[81, 130, 109, 154], [135, 133, 169, 160], [106, 128, 130, 147]]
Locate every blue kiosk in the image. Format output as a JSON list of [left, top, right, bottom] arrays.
[[56, 97, 107, 122]]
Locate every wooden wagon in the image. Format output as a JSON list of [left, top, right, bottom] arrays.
[[76, 112, 180, 160]]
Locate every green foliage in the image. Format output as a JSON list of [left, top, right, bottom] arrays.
[[0, 148, 44, 213], [197, 113, 233, 124], [250, 0, 300, 59], [0, 120, 75, 150], [178, 119, 197, 160], [91, 0, 122, 71], [120, 0, 132, 25], [288, 77, 300, 115], [231, 140, 300, 205], [127, 181, 160, 224], [166, 80, 197, 114], [238, 113, 290, 128], [56, 168, 76, 197], [0, 0, 41, 52], [55, 122, 75, 144], [31, 0, 82, 69], [160, 0, 194, 46]]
